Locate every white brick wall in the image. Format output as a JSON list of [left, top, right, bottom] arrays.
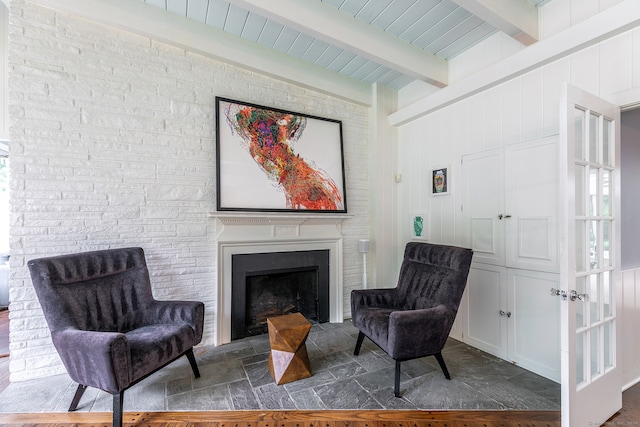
[[6, 0, 370, 382]]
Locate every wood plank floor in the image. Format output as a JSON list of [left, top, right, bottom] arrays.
[[0, 409, 562, 427]]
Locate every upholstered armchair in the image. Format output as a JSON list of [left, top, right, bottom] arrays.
[[351, 242, 473, 397], [28, 247, 205, 427]]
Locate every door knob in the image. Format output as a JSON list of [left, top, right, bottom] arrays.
[[550, 288, 567, 300], [570, 290, 589, 302]]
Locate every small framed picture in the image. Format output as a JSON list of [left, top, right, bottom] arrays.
[[410, 213, 429, 240], [431, 165, 450, 195]]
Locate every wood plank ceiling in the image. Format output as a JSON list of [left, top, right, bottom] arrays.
[[140, 0, 550, 90]]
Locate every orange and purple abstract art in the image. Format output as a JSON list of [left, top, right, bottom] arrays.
[[216, 98, 346, 212]]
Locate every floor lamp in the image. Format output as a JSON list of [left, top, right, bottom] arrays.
[[358, 239, 370, 289]]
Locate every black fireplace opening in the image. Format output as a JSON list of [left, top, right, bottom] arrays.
[[231, 250, 330, 340]]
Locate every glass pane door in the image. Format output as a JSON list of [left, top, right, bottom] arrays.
[[573, 107, 616, 388]]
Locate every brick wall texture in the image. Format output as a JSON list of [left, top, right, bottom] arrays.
[[6, 0, 370, 381]]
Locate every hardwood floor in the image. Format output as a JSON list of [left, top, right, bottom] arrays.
[[607, 381, 640, 425], [0, 409, 562, 426]]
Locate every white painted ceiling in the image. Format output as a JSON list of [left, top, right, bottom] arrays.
[[140, 0, 551, 90]]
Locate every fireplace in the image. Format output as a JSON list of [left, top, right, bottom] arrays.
[[231, 250, 329, 340], [212, 212, 347, 345]]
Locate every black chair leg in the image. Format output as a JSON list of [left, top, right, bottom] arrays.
[[186, 348, 201, 379], [394, 360, 401, 397], [434, 352, 451, 379], [112, 391, 124, 427], [68, 384, 87, 411], [354, 331, 365, 356]]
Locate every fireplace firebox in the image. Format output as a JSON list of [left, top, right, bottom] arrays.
[[231, 250, 330, 340]]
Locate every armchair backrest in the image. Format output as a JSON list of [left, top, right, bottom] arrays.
[[396, 242, 473, 312], [28, 247, 154, 334]]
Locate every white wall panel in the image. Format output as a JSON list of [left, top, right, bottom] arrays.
[[520, 68, 544, 141], [467, 93, 486, 152], [621, 268, 640, 388], [632, 28, 640, 88], [571, 45, 600, 95], [600, 0, 624, 10], [572, 0, 600, 27], [501, 78, 522, 145], [437, 106, 456, 245], [600, 33, 633, 97], [542, 57, 570, 137], [453, 99, 472, 155], [484, 86, 503, 149], [540, 0, 571, 39]]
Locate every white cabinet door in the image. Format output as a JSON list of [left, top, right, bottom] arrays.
[[462, 149, 505, 266], [464, 138, 559, 270], [463, 263, 508, 358], [505, 138, 559, 272], [507, 269, 561, 382]]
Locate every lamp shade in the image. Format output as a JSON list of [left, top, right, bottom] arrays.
[[358, 239, 370, 253]]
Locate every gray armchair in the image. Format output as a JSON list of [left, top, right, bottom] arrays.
[[28, 247, 204, 427], [351, 242, 472, 397]]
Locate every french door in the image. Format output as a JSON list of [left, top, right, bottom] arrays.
[[558, 83, 621, 426]]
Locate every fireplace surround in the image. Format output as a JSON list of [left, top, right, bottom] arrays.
[[212, 212, 350, 345]]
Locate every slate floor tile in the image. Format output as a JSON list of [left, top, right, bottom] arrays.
[[167, 383, 232, 411], [314, 378, 383, 409], [254, 383, 296, 409], [229, 379, 260, 410], [0, 322, 560, 413]]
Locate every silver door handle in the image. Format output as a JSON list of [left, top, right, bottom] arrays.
[[570, 290, 589, 302], [551, 288, 588, 302], [550, 288, 567, 300]]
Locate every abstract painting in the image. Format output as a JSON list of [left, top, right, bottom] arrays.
[[216, 97, 347, 213]]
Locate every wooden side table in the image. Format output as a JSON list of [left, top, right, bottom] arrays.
[[267, 312, 312, 385]]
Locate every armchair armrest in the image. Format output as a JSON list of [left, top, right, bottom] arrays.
[[387, 304, 453, 360], [351, 288, 398, 312], [51, 328, 131, 393], [145, 300, 205, 343]]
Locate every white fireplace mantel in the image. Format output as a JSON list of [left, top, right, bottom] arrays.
[[210, 211, 352, 345], [209, 211, 352, 225]]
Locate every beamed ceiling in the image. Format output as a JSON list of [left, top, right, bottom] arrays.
[[139, 0, 551, 90]]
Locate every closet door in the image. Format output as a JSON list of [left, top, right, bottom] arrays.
[[463, 263, 508, 358], [507, 268, 561, 382], [505, 138, 559, 272], [462, 149, 505, 266]]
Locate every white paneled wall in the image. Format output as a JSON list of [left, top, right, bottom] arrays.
[[398, 23, 640, 245], [7, 0, 369, 381], [397, 5, 640, 389], [621, 268, 640, 388]]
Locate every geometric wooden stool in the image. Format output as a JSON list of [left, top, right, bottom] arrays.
[[267, 312, 312, 385]]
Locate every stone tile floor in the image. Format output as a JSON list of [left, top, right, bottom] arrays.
[[0, 321, 560, 413]]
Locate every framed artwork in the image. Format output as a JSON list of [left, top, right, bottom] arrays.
[[215, 97, 347, 213], [431, 165, 450, 195], [411, 213, 429, 240]]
